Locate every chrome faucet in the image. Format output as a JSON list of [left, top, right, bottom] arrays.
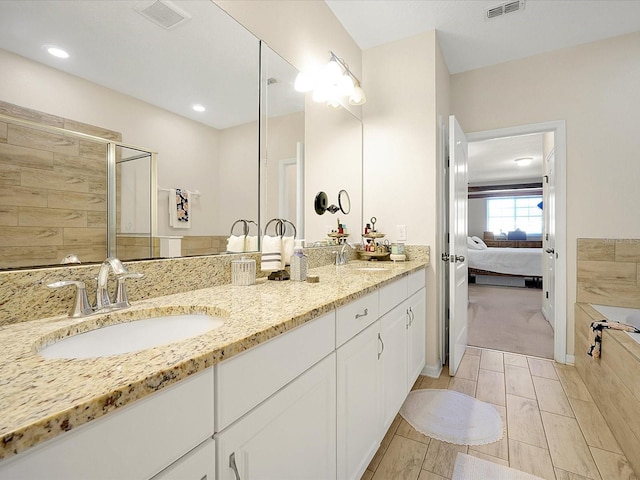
[[335, 242, 355, 266], [95, 257, 128, 310], [48, 257, 143, 318]]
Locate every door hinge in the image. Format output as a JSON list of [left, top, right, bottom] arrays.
[[544, 175, 549, 183], [446, 233, 450, 244], [446, 308, 450, 320], [545, 291, 549, 299], [545, 233, 549, 241]]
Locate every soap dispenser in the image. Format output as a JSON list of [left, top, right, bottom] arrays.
[[290, 240, 308, 281]]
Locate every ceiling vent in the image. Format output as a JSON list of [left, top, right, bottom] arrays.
[[485, 0, 525, 21], [137, 1, 191, 30]]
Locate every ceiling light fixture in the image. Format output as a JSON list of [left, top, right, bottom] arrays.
[[42, 45, 69, 59], [514, 157, 532, 166], [192, 104, 206, 112], [295, 51, 366, 107]]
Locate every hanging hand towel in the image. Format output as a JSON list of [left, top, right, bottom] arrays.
[[169, 188, 191, 229], [245, 235, 258, 252], [282, 236, 295, 266], [261, 235, 283, 272], [226, 234, 246, 253]]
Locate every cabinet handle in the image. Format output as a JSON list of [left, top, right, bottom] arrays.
[[409, 307, 414, 326], [355, 308, 368, 319], [229, 452, 241, 480], [200, 476, 208, 480], [378, 333, 385, 359]]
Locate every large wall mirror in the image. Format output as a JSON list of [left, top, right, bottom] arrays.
[[260, 44, 305, 239], [0, 0, 260, 270]]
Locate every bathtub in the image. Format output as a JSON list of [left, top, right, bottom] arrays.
[[591, 304, 640, 346]]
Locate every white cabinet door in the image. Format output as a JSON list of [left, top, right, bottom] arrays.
[[152, 438, 215, 480], [407, 288, 426, 388], [380, 302, 408, 432], [216, 354, 336, 480], [337, 321, 382, 480]]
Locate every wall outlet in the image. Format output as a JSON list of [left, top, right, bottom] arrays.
[[397, 224, 407, 241]]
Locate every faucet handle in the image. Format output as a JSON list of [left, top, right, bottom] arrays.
[[114, 272, 144, 307], [47, 280, 93, 318]]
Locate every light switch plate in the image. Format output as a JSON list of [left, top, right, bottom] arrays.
[[397, 224, 407, 241]]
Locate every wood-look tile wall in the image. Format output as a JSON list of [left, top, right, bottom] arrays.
[[575, 303, 640, 476], [0, 101, 122, 269], [576, 238, 640, 308]]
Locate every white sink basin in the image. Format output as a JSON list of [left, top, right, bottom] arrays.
[[39, 314, 224, 359]]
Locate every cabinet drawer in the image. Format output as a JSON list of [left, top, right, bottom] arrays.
[[379, 277, 408, 316], [336, 291, 379, 347], [216, 311, 335, 431], [408, 269, 426, 296], [0, 368, 214, 480]]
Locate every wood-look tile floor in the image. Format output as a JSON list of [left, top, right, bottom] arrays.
[[361, 347, 638, 480]]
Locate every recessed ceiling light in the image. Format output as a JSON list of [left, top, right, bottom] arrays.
[[42, 45, 69, 59], [514, 157, 532, 166], [192, 104, 206, 112]]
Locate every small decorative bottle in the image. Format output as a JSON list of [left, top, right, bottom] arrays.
[[290, 240, 308, 281]]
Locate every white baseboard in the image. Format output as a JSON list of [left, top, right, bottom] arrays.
[[565, 354, 575, 365], [422, 363, 442, 379]]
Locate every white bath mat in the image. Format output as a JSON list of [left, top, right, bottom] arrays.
[[399, 389, 503, 445], [452, 453, 545, 480]]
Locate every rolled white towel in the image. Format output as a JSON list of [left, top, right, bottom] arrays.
[[227, 234, 246, 253], [282, 236, 295, 265], [261, 235, 283, 271], [245, 235, 258, 252]]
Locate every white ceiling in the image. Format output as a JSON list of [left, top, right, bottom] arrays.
[[326, 0, 640, 185], [325, 0, 640, 74]]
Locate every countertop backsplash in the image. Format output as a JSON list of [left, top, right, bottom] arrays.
[[0, 245, 429, 326]]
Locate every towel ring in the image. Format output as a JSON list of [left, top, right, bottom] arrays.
[[265, 218, 297, 238], [230, 219, 248, 236]]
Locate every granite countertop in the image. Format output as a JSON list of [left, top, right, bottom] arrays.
[[0, 259, 426, 461]]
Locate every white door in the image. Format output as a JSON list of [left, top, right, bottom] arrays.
[[542, 148, 556, 327], [448, 115, 469, 376]]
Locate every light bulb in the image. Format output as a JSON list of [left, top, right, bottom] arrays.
[[323, 59, 343, 85], [43, 45, 69, 59], [339, 74, 355, 96], [349, 85, 367, 106], [294, 72, 314, 92]]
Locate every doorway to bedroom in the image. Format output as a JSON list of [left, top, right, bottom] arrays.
[[466, 129, 556, 359]]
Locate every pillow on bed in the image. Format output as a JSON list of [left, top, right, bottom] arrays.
[[467, 236, 488, 250]]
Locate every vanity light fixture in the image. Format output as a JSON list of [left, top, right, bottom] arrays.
[[192, 104, 206, 112], [295, 51, 366, 107], [514, 157, 532, 166], [42, 45, 69, 59]]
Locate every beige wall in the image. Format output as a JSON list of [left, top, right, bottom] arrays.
[[363, 30, 445, 373], [451, 31, 640, 357]]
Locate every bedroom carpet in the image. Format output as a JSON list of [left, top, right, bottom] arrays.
[[468, 284, 554, 359]]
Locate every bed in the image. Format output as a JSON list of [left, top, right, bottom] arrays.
[[467, 247, 543, 278]]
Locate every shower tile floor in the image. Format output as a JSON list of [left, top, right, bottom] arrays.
[[361, 347, 637, 480]]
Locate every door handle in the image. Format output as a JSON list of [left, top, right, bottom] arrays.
[[545, 248, 555, 254], [452, 255, 465, 263]]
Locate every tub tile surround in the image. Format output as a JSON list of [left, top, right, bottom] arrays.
[[0, 249, 428, 461], [576, 238, 640, 308], [575, 238, 640, 476]]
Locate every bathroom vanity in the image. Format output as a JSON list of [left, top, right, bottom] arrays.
[[0, 260, 426, 480]]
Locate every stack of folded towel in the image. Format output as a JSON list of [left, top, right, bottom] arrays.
[[260, 235, 295, 272]]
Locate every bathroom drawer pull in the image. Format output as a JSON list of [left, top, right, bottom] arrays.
[[378, 332, 385, 359], [355, 308, 369, 319], [229, 452, 241, 480]]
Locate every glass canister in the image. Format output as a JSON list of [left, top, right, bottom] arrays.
[[232, 257, 256, 286]]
